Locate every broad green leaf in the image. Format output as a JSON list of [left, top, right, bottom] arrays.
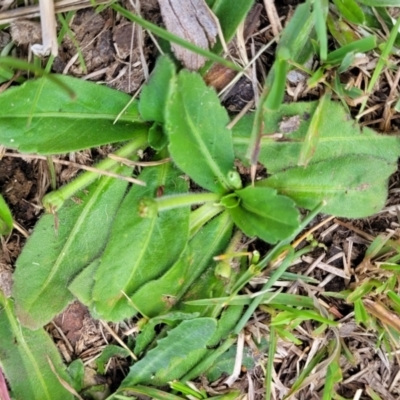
[[327, 14, 360, 47], [120, 318, 217, 387], [139, 55, 176, 122], [0, 292, 74, 400], [68, 259, 99, 309], [0, 194, 12, 235], [93, 164, 190, 321], [332, 0, 365, 24], [176, 309, 244, 384], [134, 312, 200, 355], [233, 100, 400, 174], [259, 155, 396, 218], [13, 171, 130, 329], [166, 70, 235, 194], [130, 212, 233, 317], [67, 359, 84, 392], [226, 186, 300, 244], [0, 75, 146, 154]]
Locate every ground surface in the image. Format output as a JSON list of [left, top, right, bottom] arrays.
[[1, 1, 400, 399]]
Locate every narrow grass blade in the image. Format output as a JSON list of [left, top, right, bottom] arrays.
[[313, 0, 328, 61], [298, 92, 330, 166], [358, 17, 400, 116], [0, 195, 13, 235]]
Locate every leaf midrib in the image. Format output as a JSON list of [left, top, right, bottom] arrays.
[[182, 96, 231, 192], [0, 112, 140, 122], [23, 174, 115, 316]]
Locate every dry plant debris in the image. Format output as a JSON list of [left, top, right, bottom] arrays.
[[0, 1, 400, 399]]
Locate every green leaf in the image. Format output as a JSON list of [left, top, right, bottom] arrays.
[[68, 259, 99, 309], [0, 194, 12, 235], [208, 0, 255, 56], [327, 14, 360, 47], [134, 312, 200, 355], [332, 0, 365, 24], [233, 100, 400, 174], [326, 36, 376, 65], [0, 293, 74, 400], [92, 164, 190, 321], [185, 292, 314, 308], [12, 171, 130, 329], [166, 70, 235, 194], [67, 359, 85, 392], [259, 155, 396, 218], [356, 0, 400, 5], [298, 93, 330, 166], [117, 385, 186, 400], [95, 345, 130, 375], [148, 123, 168, 151], [134, 312, 200, 357], [139, 55, 176, 123], [130, 211, 233, 317], [277, 2, 315, 66], [120, 318, 217, 387], [0, 75, 146, 154], [226, 186, 300, 244], [205, 346, 255, 382]]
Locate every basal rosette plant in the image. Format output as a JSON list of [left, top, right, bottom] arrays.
[[0, 1, 400, 397]]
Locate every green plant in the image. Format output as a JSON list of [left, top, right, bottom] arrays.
[[0, 0, 400, 398]]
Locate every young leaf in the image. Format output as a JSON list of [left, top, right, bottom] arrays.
[[13, 170, 130, 329], [130, 211, 233, 317], [259, 155, 396, 218], [119, 318, 217, 387], [165, 70, 235, 194], [0, 194, 12, 235], [0, 292, 74, 400], [134, 312, 200, 356], [226, 186, 300, 244], [233, 100, 400, 174], [139, 55, 176, 122], [95, 345, 130, 375], [92, 164, 190, 321], [0, 75, 146, 154]]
